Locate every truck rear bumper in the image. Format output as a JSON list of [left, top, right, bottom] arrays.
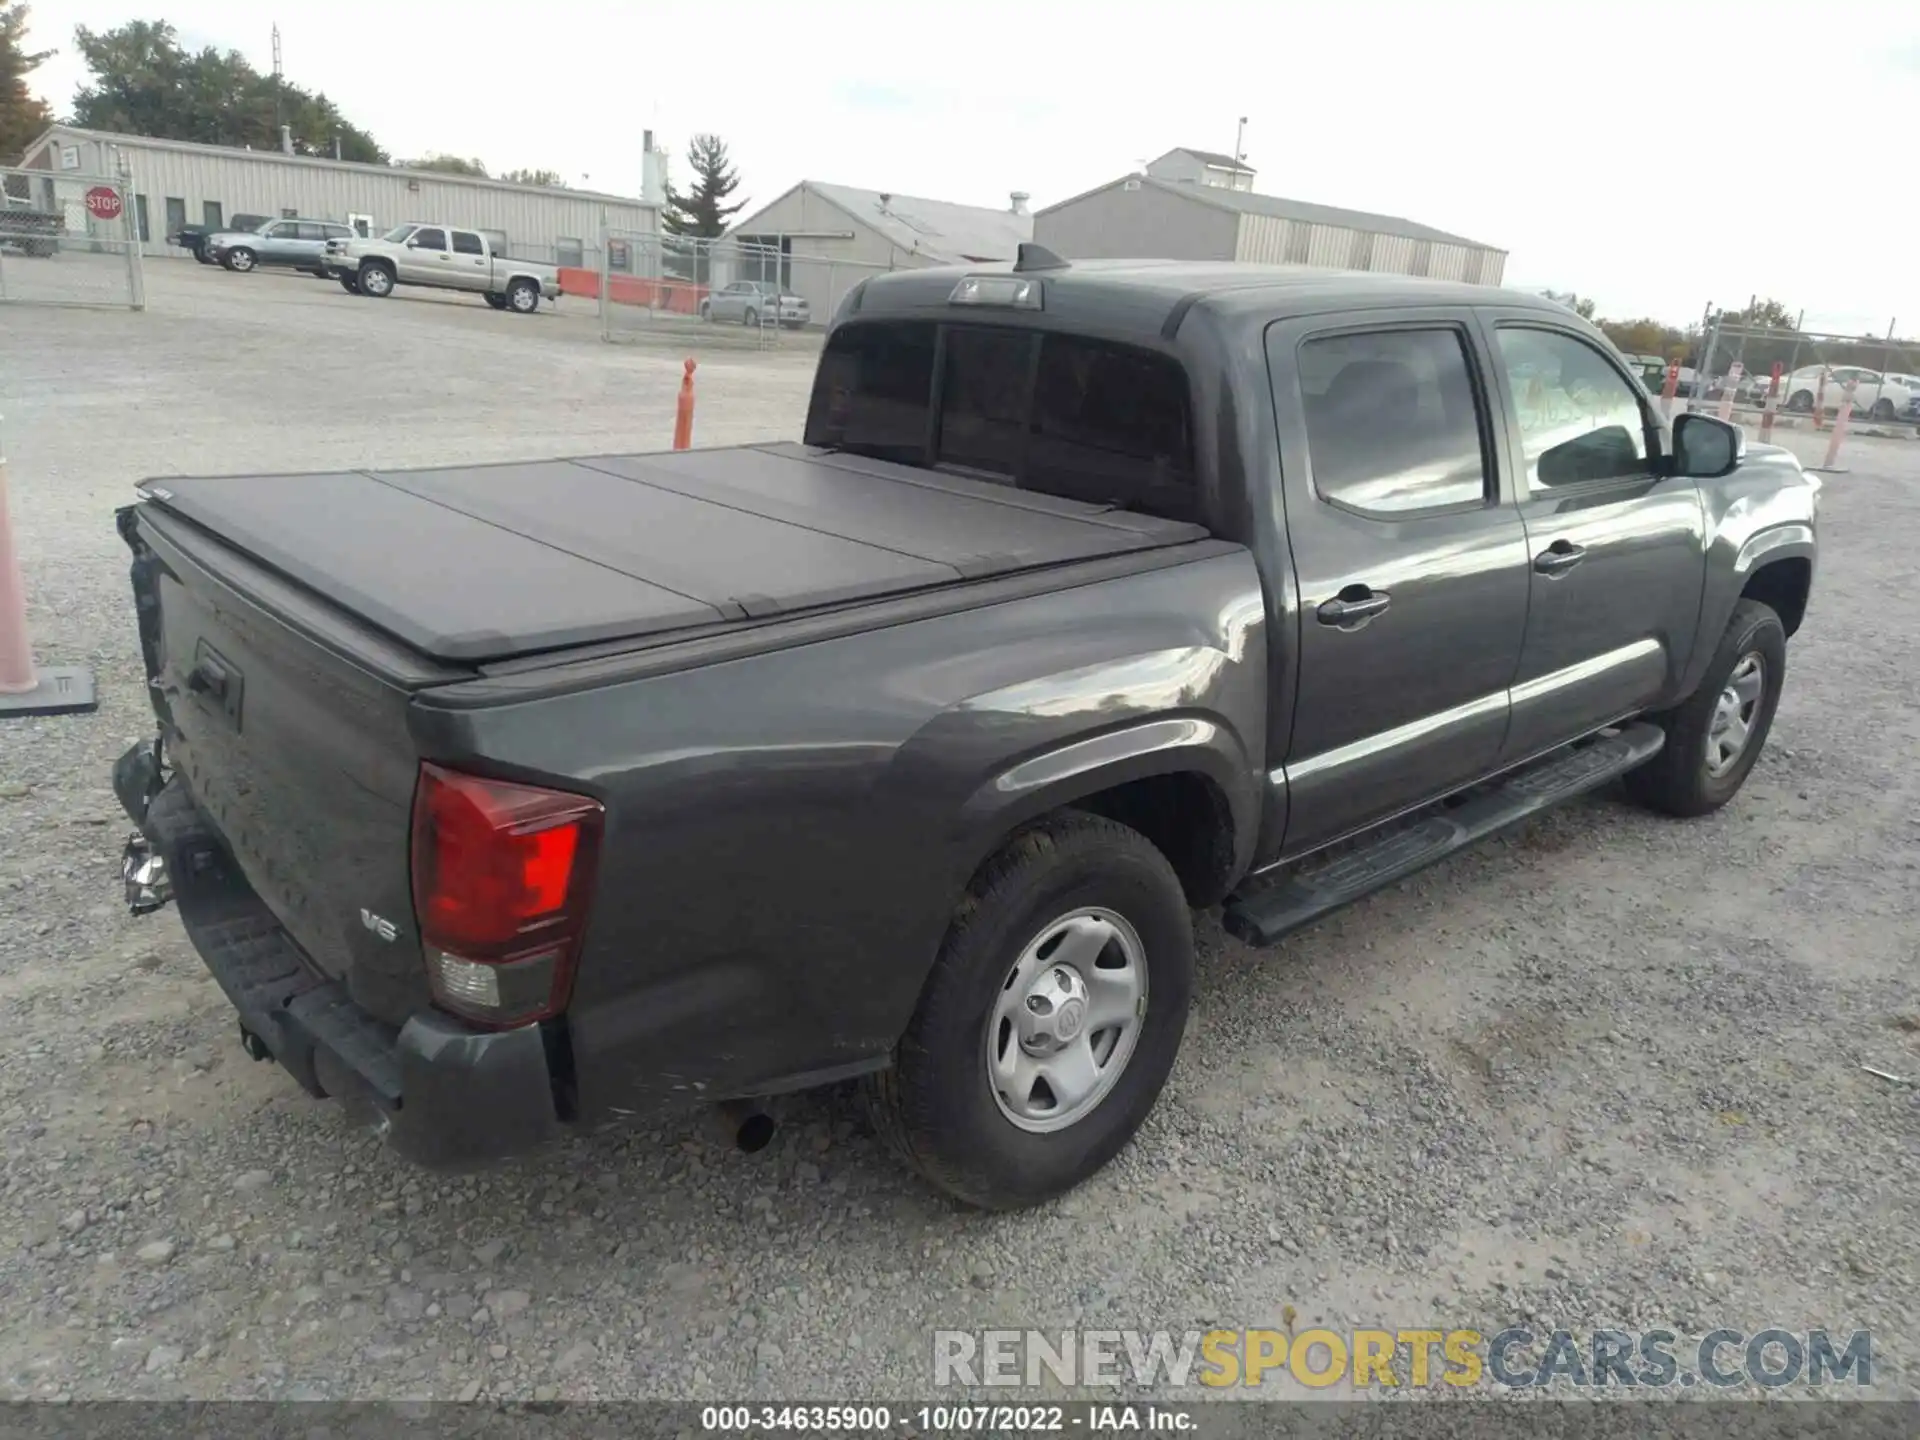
[[118, 745, 563, 1170]]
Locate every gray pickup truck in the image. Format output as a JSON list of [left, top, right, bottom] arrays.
[[111, 248, 1819, 1210]]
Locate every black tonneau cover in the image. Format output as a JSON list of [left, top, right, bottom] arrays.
[[142, 443, 1209, 664]]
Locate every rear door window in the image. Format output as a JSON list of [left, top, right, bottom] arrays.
[[452, 230, 484, 255]]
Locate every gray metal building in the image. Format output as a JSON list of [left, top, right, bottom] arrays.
[[720, 180, 1033, 320], [1036, 148, 1506, 286], [17, 124, 659, 267]]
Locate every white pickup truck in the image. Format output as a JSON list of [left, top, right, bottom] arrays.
[[324, 223, 561, 312]]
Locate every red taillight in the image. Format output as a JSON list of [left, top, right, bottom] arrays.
[[409, 763, 603, 1027]]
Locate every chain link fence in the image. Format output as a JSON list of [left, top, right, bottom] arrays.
[[0, 167, 145, 311], [590, 231, 889, 349], [1685, 310, 1917, 433]]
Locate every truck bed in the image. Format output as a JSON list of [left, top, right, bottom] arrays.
[[141, 442, 1209, 664]]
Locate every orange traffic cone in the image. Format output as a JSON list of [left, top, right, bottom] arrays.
[[0, 415, 98, 718], [672, 358, 697, 451]]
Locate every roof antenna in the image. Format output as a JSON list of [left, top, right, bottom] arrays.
[[1013, 242, 1069, 272]]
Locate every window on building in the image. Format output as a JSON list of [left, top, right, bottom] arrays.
[[412, 227, 448, 251], [132, 194, 150, 243], [555, 237, 584, 268], [1495, 327, 1653, 489], [202, 200, 223, 230], [164, 197, 187, 238], [452, 230, 484, 255], [609, 239, 632, 274], [1296, 328, 1490, 515]]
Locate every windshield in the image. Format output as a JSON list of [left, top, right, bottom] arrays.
[[382, 224, 415, 243]]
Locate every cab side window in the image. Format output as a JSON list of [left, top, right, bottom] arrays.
[[414, 227, 448, 250], [1496, 328, 1654, 489], [1297, 328, 1491, 515]]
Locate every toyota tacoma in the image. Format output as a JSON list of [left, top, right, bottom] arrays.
[[112, 248, 1819, 1209]]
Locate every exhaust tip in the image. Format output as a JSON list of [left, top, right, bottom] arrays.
[[734, 1111, 776, 1154]]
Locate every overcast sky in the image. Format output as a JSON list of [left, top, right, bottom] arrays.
[[24, 0, 1920, 334]]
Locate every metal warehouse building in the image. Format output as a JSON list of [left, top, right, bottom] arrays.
[[721, 180, 1033, 321], [17, 125, 659, 268], [1036, 148, 1506, 285]]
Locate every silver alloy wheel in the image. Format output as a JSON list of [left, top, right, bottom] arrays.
[[986, 907, 1147, 1134], [361, 266, 392, 296], [1705, 652, 1765, 776], [510, 283, 536, 312], [229, 249, 254, 271]]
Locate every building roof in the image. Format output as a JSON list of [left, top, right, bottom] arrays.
[[1156, 147, 1254, 172], [1040, 174, 1501, 253], [736, 180, 1032, 264], [20, 124, 656, 210]]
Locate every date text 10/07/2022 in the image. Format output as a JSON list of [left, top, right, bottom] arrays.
[[700, 1404, 1197, 1433]]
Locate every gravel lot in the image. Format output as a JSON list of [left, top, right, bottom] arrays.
[[1, 261, 1915, 1409]]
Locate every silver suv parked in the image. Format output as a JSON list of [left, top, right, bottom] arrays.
[[208, 218, 359, 275]]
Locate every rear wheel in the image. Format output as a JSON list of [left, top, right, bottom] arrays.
[[865, 812, 1193, 1211], [222, 247, 256, 273], [506, 277, 540, 313], [742, 306, 759, 328], [1624, 598, 1786, 818], [1786, 389, 1814, 413], [357, 261, 395, 298], [699, 300, 712, 321], [1871, 398, 1896, 421]]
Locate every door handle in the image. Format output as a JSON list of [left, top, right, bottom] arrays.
[[1533, 541, 1588, 576], [1316, 588, 1391, 628]]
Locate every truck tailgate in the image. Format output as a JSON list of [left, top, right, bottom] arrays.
[[139, 443, 1209, 664], [129, 507, 466, 1024]]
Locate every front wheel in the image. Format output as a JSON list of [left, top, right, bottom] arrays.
[[484, 291, 508, 310], [1624, 598, 1786, 818], [865, 812, 1193, 1211], [742, 306, 759, 328], [1786, 389, 1814, 413], [337, 273, 360, 294], [1871, 398, 1896, 421], [357, 261, 395, 298], [222, 247, 256, 273]]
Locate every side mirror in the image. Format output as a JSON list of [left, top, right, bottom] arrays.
[[1671, 412, 1743, 478]]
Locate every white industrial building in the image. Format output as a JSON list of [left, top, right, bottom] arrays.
[[16, 124, 661, 268], [1036, 148, 1507, 285], [719, 180, 1033, 319]]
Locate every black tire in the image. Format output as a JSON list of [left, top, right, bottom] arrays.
[[1786, 389, 1814, 413], [222, 247, 255, 273], [699, 301, 712, 321], [194, 249, 216, 266], [865, 811, 1193, 1211], [484, 291, 508, 310], [1624, 598, 1787, 818], [742, 306, 758, 328], [337, 273, 360, 294], [1871, 398, 1896, 421], [357, 260, 395, 298], [505, 278, 540, 314]]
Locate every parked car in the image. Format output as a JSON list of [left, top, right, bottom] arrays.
[[206, 217, 357, 274], [1880, 373, 1920, 420], [701, 279, 811, 328], [1781, 365, 1912, 420], [0, 190, 60, 257], [323, 224, 560, 312], [110, 253, 1820, 1210], [169, 215, 271, 264]]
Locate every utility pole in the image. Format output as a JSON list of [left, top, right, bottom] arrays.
[[271, 25, 285, 152]]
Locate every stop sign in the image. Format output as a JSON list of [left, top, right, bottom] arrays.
[[84, 185, 122, 221]]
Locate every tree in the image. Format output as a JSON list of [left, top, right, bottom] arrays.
[[1541, 289, 1597, 321], [406, 153, 488, 178], [500, 167, 564, 187], [70, 20, 385, 162], [0, 2, 52, 163], [1724, 297, 1798, 334], [662, 133, 745, 238]]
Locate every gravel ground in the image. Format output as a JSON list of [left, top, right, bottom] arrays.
[[0, 261, 1915, 1410]]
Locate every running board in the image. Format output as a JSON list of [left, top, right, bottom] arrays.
[[1222, 723, 1665, 947]]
